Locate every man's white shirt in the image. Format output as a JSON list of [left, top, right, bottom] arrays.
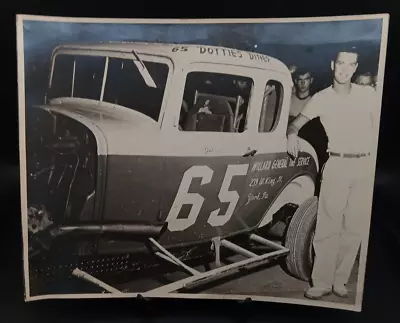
[[301, 83, 379, 155]]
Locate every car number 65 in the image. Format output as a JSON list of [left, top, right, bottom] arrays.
[[166, 164, 249, 232]]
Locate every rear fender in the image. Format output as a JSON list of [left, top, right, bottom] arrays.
[[41, 106, 109, 156], [27, 106, 108, 224]]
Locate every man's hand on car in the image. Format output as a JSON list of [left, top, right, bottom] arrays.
[[286, 114, 310, 158], [287, 133, 301, 158]]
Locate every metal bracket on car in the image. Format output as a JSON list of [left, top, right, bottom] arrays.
[[70, 234, 289, 295], [144, 234, 289, 295], [71, 268, 124, 294], [149, 237, 200, 276], [211, 236, 222, 267]]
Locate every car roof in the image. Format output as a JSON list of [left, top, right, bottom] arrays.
[[52, 41, 290, 75]]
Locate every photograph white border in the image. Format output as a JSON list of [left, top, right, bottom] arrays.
[[16, 13, 390, 312]]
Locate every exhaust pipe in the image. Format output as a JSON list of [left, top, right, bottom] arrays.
[[29, 222, 168, 259], [50, 222, 168, 239]]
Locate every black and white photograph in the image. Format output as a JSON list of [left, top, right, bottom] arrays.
[[16, 14, 388, 312]]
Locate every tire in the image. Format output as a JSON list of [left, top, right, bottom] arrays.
[[282, 196, 318, 281]]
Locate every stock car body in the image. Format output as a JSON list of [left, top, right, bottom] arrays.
[[26, 42, 320, 295]]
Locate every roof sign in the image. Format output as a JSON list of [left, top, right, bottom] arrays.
[[198, 46, 271, 63], [171, 45, 271, 64]]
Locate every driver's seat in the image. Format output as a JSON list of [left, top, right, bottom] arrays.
[[185, 96, 234, 132]]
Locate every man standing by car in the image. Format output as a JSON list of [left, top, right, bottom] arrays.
[[286, 48, 379, 300]]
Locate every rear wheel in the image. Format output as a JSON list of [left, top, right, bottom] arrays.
[[282, 196, 318, 281]]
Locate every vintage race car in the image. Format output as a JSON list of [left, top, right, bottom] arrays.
[[26, 42, 320, 295]]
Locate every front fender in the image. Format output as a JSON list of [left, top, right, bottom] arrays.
[[257, 174, 316, 228], [257, 138, 319, 228]]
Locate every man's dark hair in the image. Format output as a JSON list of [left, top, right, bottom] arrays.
[[293, 68, 312, 79], [334, 45, 359, 61]]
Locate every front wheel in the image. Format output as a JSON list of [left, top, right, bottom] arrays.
[[282, 196, 318, 281]]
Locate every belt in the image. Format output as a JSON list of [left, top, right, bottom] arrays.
[[329, 152, 371, 158]]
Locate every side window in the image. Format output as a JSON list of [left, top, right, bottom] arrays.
[[258, 80, 284, 133], [103, 58, 169, 121], [48, 54, 75, 99], [73, 55, 106, 100], [48, 54, 169, 123], [179, 71, 253, 133], [48, 54, 106, 101]]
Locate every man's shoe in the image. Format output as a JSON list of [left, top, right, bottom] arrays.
[[304, 287, 332, 300], [333, 284, 348, 298]]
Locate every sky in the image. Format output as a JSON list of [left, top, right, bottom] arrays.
[[23, 18, 383, 57], [252, 20, 382, 44]]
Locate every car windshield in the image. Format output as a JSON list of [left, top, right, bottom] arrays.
[[47, 53, 169, 121]]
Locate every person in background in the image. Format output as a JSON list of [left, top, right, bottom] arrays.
[[355, 72, 373, 87], [289, 69, 314, 123], [287, 47, 378, 300], [288, 68, 328, 194], [288, 65, 297, 94]]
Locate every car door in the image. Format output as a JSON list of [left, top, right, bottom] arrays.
[[236, 73, 296, 230], [157, 63, 260, 247]]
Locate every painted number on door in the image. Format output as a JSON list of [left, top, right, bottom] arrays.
[[166, 164, 249, 232]]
